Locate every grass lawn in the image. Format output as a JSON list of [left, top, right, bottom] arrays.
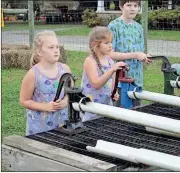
[[2, 22, 83, 31], [56, 26, 91, 36], [2, 23, 180, 41], [56, 28, 180, 41], [2, 68, 26, 139], [2, 51, 180, 141], [148, 30, 180, 41]]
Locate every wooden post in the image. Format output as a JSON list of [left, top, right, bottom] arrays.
[[28, 0, 34, 48], [141, 1, 148, 53]]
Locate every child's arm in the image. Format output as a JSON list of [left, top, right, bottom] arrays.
[[84, 56, 126, 89], [109, 51, 150, 62], [20, 69, 58, 112]]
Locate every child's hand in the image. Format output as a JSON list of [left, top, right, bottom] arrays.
[[46, 99, 68, 112], [46, 101, 57, 112], [113, 92, 119, 101], [112, 61, 127, 72], [146, 54, 153, 64], [54, 99, 68, 110], [135, 52, 152, 63]]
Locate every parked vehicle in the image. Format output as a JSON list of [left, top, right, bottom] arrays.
[[45, 10, 63, 24], [67, 10, 82, 22]]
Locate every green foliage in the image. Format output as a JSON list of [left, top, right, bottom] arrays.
[[148, 9, 180, 30], [134, 13, 141, 23], [107, 14, 117, 24], [107, 9, 180, 30], [82, 9, 102, 27]]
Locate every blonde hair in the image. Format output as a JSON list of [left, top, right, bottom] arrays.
[[30, 30, 57, 67], [89, 26, 112, 74]]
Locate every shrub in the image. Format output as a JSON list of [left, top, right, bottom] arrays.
[[107, 9, 180, 30], [134, 13, 141, 23], [148, 9, 180, 30], [82, 8, 102, 27], [2, 45, 67, 69], [107, 14, 117, 24]]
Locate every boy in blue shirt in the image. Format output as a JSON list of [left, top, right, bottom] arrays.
[[108, 0, 151, 106]]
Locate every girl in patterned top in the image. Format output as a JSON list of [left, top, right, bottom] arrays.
[[20, 30, 71, 135], [81, 26, 126, 122]]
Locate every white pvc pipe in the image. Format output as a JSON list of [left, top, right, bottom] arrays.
[[170, 80, 180, 88], [72, 102, 180, 134], [127, 90, 180, 107], [87, 140, 180, 171], [146, 127, 180, 138]]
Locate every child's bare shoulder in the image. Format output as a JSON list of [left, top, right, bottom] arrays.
[[26, 68, 35, 77], [84, 56, 96, 69], [84, 56, 96, 64], [23, 68, 35, 82], [60, 62, 71, 73]]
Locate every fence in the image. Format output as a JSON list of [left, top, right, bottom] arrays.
[[2, 0, 180, 57]]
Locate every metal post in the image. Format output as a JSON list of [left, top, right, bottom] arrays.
[[141, 1, 148, 53], [28, 0, 34, 48]]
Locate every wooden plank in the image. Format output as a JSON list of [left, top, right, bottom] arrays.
[[2, 145, 85, 171], [4, 135, 117, 171]]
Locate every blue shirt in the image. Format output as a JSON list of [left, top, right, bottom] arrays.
[[108, 17, 144, 86]]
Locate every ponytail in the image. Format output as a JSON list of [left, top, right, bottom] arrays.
[[30, 53, 40, 67]]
